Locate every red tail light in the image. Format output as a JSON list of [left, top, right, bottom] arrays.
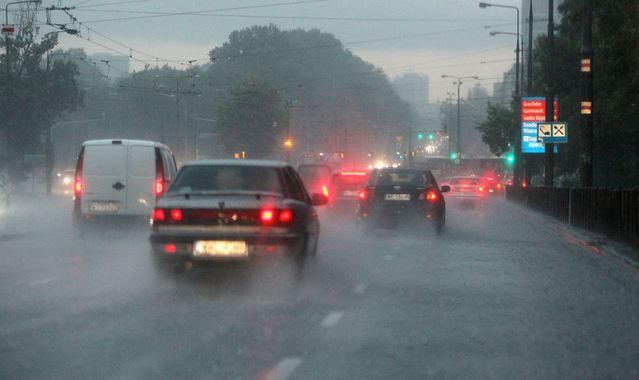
[[152, 208, 166, 222], [74, 178, 83, 196], [321, 184, 329, 197], [170, 209, 183, 221], [155, 179, 165, 196], [278, 210, 293, 223], [358, 190, 368, 201], [478, 186, 485, 192], [425, 190, 439, 201], [261, 209, 275, 223], [164, 244, 176, 254]]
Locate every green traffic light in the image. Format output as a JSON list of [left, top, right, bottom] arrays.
[[505, 153, 515, 165], [450, 152, 458, 160], [417, 133, 423, 140], [427, 133, 434, 140]]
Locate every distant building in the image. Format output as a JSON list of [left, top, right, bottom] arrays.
[[89, 53, 130, 80]]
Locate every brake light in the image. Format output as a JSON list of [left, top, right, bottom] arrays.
[[340, 171, 367, 176], [358, 189, 368, 201], [74, 178, 83, 195], [152, 208, 166, 222], [478, 186, 485, 192], [261, 209, 275, 223], [497, 183, 502, 189], [321, 184, 329, 197], [425, 190, 439, 201], [155, 179, 164, 196], [170, 209, 183, 221], [278, 210, 293, 223], [164, 244, 176, 254]]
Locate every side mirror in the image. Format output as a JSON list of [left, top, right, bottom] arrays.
[[311, 193, 329, 206], [440, 185, 450, 193]]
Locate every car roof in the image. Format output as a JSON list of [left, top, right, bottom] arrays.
[[183, 159, 289, 168], [82, 139, 172, 151]]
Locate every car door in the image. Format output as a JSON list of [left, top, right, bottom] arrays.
[[125, 144, 156, 215], [82, 143, 128, 215]]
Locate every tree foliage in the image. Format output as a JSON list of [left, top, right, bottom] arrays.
[[0, 10, 82, 179], [216, 79, 287, 158], [476, 103, 515, 156]]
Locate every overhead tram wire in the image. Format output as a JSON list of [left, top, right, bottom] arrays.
[[72, 0, 329, 23]]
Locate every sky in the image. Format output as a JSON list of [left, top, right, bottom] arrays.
[[4, 0, 524, 102]]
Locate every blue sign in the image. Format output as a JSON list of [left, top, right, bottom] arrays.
[[522, 122, 545, 153]]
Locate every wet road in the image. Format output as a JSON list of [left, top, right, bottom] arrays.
[[1, 194, 639, 379]]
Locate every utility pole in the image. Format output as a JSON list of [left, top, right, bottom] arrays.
[[544, 0, 555, 187], [579, 0, 594, 187], [525, 1, 534, 187], [408, 127, 413, 168]]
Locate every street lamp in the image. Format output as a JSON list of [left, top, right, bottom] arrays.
[[441, 75, 479, 159], [488, 30, 524, 104], [480, 1, 522, 185]]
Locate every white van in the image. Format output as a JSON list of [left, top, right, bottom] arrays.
[[72, 139, 177, 222]]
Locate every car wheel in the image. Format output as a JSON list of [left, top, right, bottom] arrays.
[[288, 235, 309, 270], [435, 214, 445, 236]]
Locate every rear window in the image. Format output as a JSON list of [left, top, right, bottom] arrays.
[[168, 165, 284, 194], [332, 173, 369, 190], [83, 144, 127, 176], [374, 170, 430, 187], [297, 165, 332, 184]]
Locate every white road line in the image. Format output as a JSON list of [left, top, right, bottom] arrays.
[[28, 277, 60, 287], [353, 283, 367, 295], [320, 311, 344, 328], [263, 357, 302, 380]]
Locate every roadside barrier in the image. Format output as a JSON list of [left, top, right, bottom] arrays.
[[506, 186, 639, 251]]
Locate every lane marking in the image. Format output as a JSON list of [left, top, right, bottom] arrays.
[[28, 277, 60, 287], [353, 283, 367, 295], [320, 311, 344, 328], [262, 357, 302, 380]]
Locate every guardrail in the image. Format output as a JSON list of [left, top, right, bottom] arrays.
[[506, 186, 639, 251]]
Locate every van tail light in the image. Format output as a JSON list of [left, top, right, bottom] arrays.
[[155, 179, 165, 196], [155, 147, 166, 197], [74, 178, 83, 196], [152, 208, 166, 222], [425, 190, 439, 202]]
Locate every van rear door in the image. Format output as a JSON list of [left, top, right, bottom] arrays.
[[82, 142, 128, 215], [125, 144, 156, 215]]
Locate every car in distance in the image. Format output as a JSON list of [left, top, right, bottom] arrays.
[[73, 139, 177, 225], [149, 159, 328, 272], [444, 175, 486, 207], [356, 167, 449, 234], [53, 169, 76, 195], [328, 170, 369, 214]]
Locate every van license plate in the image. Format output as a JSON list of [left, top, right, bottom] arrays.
[[89, 201, 119, 213], [193, 241, 248, 257], [385, 193, 410, 201]]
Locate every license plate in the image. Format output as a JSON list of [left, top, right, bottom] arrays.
[[193, 241, 248, 257], [89, 201, 119, 213], [385, 193, 410, 201]]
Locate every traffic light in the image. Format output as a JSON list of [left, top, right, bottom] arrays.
[[427, 132, 435, 140], [417, 132, 424, 140], [505, 152, 515, 165], [450, 152, 458, 160]]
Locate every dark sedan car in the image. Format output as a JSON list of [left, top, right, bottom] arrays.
[[149, 159, 328, 272], [356, 168, 449, 235]]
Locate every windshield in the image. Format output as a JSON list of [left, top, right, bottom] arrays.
[[168, 165, 283, 195]]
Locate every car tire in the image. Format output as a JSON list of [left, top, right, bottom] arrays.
[[435, 214, 445, 236], [288, 235, 309, 272]]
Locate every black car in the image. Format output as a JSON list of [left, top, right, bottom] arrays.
[[356, 168, 449, 234], [149, 160, 328, 272]]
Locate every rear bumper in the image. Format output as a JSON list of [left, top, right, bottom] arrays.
[[149, 226, 302, 260]]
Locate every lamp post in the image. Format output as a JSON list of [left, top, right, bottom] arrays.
[[480, 2, 522, 185], [441, 75, 479, 159]]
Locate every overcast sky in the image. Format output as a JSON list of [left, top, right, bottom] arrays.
[[5, 0, 524, 102]]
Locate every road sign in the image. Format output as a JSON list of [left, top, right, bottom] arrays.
[[537, 122, 568, 144], [521, 97, 560, 153], [2, 24, 15, 34]]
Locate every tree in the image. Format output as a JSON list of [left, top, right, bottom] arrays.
[[0, 8, 82, 181], [476, 103, 515, 157], [216, 79, 287, 158]]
